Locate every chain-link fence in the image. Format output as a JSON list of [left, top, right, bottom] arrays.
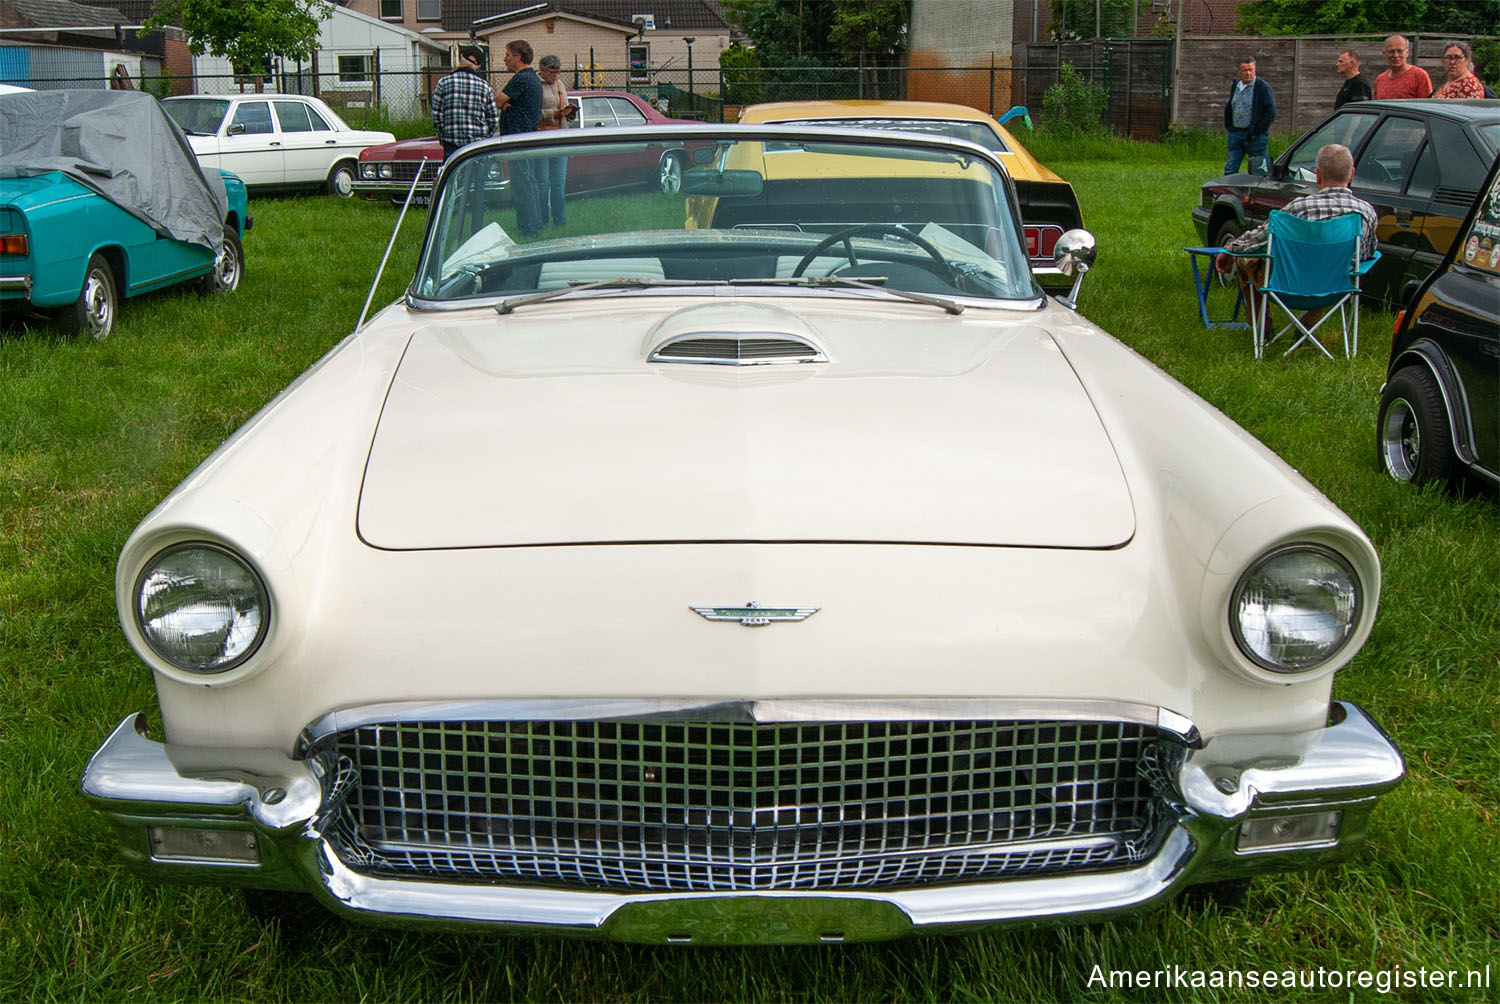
[[8, 57, 1170, 135]]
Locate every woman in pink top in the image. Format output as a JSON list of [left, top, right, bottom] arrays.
[[1432, 41, 1485, 100]]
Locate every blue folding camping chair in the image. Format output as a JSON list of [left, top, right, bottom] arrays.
[[1250, 210, 1380, 360]]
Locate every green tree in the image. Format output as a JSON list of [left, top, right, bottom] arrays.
[[828, 1, 909, 64], [720, 0, 836, 66], [720, 0, 909, 66], [1236, 0, 1498, 35], [1049, 0, 1142, 39], [718, 42, 765, 105], [143, 0, 331, 67]]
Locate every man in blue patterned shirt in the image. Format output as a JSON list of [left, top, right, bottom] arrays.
[[432, 45, 497, 160]]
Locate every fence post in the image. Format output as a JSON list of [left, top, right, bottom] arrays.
[[373, 48, 381, 111], [989, 52, 996, 115]]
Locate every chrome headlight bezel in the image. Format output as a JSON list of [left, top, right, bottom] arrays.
[[132, 541, 271, 675], [378, 163, 394, 179], [1229, 543, 1362, 675]]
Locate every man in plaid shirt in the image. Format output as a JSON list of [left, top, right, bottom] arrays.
[[1216, 144, 1378, 267], [433, 45, 498, 159], [1216, 144, 1377, 335]]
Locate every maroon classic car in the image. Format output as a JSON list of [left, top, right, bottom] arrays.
[[354, 90, 697, 204]]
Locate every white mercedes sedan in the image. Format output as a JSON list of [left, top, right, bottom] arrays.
[[162, 93, 394, 197], [82, 125, 1403, 944]]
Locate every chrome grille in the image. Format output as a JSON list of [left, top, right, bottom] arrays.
[[328, 719, 1167, 893], [649, 334, 826, 365]]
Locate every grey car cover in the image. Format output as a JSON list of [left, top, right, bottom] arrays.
[[0, 89, 227, 252]]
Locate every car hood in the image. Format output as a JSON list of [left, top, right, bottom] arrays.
[[357, 299, 1136, 550], [362, 136, 440, 159]]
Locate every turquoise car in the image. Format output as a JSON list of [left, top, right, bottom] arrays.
[[0, 90, 249, 338]]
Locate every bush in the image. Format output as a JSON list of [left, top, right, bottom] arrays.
[[1041, 61, 1109, 136]]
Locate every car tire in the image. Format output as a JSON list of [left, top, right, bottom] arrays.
[[658, 151, 684, 194], [1378, 365, 1457, 485], [58, 253, 117, 339], [327, 160, 356, 198], [198, 225, 244, 295], [1209, 217, 1242, 251]]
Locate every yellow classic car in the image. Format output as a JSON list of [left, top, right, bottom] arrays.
[[739, 100, 1084, 283]]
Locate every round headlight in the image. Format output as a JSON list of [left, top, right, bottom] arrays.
[[1231, 545, 1360, 673], [134, 543, 269, 673], [379, 163, 394, 179], [359, 163, 376, 179]]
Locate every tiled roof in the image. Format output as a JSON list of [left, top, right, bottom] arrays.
[[6, 0, 129, 27], [444, 0, 726, 33]]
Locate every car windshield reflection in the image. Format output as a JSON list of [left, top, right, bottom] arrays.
[[412, 129, 1036, 307]]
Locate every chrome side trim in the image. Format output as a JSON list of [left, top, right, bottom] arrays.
[[297, 697, 1200, 750]]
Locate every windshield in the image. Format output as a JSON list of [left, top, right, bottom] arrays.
[[162, 98, 230, 136], [413, 128, 1037, 307]]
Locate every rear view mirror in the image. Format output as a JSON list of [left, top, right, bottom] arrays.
[[679, 170, 763, 198]]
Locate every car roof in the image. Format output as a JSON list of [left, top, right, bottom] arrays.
[[741, 100, 996, 125], [163, 93, 316, 102], [1348, 98, 1500, 123]]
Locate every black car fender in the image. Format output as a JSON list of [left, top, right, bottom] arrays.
[[1386, 339, 1479, 467]]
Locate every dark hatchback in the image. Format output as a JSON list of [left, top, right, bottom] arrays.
[[1193, 100, 1499, 308], [1377, 153, 1500, 491]]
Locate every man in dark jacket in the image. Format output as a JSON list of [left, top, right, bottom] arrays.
[[495, 39, 544, 236], [1334, 50, 1373, 108], [1224, 57, 1276, 176]]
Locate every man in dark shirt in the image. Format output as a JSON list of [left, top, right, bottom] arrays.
[[1334, 50, 1372, 108], [496, 40, 545, 236]]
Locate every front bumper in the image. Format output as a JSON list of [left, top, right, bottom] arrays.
[[82, 702, 1403, 944]]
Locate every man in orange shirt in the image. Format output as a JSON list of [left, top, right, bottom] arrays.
[[1373, 35, 1432, 99]]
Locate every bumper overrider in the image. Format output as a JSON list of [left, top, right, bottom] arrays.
[[81, 702, 1403, 944]]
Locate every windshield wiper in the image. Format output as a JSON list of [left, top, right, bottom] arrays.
[[494, 273, 965, 316], [495, 276, 716, 314], [738, 275, 965, 314]]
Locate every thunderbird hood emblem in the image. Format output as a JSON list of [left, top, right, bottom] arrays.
[[691, 601, 819, 627]]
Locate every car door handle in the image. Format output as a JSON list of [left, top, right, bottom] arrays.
[[270, 141, 281, 147], [326, 140, 337, 145], [1395, 208, 1414, 226]]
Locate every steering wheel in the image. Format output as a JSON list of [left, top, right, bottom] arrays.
[[791, 224, 955, 284]]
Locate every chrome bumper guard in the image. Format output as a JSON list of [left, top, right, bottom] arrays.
[[82, 702, 1403, 944]]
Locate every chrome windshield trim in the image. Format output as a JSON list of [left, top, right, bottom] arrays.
[[297, 697, 1197, 750]]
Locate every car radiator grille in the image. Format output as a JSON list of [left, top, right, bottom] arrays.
[[326, 719, 1168, 893]]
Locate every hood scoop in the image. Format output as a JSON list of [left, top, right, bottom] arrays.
[[649, 332, 827, 365], [645, 301, 828, 366]]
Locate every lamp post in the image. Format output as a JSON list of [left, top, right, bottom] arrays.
[[684, 36, 695, 107]]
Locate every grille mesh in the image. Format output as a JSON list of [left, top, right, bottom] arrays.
[[328, 719, 1165, 893]]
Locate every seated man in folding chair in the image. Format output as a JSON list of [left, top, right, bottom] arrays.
[[1215, 144, 1378, 350]]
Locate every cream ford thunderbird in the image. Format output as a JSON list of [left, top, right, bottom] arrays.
[[83, 126, 1403, 945]]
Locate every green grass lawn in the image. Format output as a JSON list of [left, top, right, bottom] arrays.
[[1, 143, 1496, 1002]]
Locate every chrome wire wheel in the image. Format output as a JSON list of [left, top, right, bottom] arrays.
[[658, 152, 683, 194]]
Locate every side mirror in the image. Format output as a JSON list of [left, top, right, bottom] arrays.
[[227, 122, 246, 136], [1052, 229, 1097, 309]]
